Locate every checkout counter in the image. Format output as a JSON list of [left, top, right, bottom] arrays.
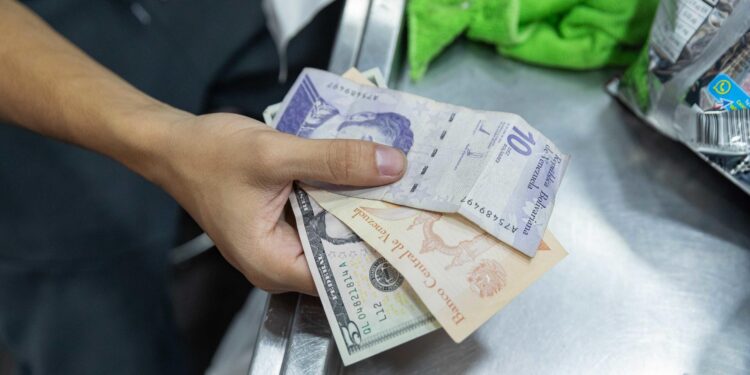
[[210, 1, 750, 373]]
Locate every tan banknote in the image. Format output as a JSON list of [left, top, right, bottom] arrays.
[[303, 185, 567, 343]]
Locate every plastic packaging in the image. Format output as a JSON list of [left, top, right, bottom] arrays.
[[612, 0, 750, 194]]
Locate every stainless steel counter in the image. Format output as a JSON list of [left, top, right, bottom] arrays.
[[342, 41, 750, 374], [240, 2, 750, 373]]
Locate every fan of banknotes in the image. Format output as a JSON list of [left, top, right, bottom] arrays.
[[263, 68, 569, 365]]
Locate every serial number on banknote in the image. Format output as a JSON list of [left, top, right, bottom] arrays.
[[460, 196, 519, 234], [340, 265, 373, 335]]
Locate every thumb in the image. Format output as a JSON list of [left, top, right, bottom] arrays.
[[282, 137, 407, 186]]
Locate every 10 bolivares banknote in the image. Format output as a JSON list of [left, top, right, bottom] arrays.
[[273, 68, 569, 256], [269, 69, 567, 364]]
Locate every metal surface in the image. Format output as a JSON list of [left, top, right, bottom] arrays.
[[327, 0, 405, 82], [282, 295, 342, 375], [328, 0, 371, 75], [248, 292, 296, 375], [247, 293, 342, 375], [342, 42, 750, 374], [355, 0, 405, 83]]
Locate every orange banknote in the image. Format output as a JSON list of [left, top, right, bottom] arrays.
[[305, 186, 567, 343]]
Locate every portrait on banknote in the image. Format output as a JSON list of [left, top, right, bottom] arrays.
[[277, 75, 415, 153]]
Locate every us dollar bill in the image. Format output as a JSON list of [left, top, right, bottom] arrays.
[[289, 186, 439, 365], [273, 68, 569, 256]]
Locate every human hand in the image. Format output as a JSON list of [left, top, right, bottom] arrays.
[[0, 0, 407, 296], [150, 112, 406, 295]]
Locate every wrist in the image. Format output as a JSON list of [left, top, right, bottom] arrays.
[[107, 99, 194, 187]]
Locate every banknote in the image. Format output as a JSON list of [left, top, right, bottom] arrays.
[[262, 102, 280, 126], [273, 68, 569, 256], [289, 186, 440, 365], [303, 185, 567, 343]]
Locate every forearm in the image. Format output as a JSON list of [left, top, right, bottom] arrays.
[[0, 0, 190, 181]]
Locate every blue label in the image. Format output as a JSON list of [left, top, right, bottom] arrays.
[[707, 73, 750, 111]]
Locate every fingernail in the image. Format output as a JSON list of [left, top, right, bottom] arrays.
[[376, 146, 405, 177]]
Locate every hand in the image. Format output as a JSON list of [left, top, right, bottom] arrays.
[[152, 112, 407, 295], [0, 0, 404, 296]]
